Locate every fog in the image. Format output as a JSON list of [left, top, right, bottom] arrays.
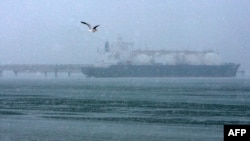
[[0, 0, 249, 75]]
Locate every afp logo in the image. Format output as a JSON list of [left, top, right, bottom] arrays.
[[224, 125, 250, 141]]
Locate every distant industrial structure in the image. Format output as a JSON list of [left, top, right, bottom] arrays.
[[0, 64, 89, 77], [0, 38, 242, 78]]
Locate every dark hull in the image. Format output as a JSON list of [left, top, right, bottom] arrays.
[[82, 64, 240, 78]]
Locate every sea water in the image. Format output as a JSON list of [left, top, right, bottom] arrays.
[[0, 78, 250, 141]]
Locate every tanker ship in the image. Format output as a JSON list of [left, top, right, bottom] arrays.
[[82, 38, 240, 77]]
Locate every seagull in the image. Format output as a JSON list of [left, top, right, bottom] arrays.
[[80, 21, 99, 32]]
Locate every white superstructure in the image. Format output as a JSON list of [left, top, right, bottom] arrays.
[[100, 37, 222, 65]]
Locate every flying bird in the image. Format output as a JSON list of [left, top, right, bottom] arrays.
[[80, 21, 99, 32]]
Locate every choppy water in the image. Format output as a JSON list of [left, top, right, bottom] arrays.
[[0, 78, 250, 141]]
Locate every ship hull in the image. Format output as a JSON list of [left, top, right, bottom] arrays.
[[82, 64, 240, 78]]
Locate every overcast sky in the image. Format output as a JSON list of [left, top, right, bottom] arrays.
[[0, 0, 249, 75]]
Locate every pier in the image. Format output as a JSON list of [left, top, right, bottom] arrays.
[[0, 64, 90, 77]]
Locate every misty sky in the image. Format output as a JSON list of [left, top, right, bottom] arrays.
[[0, 0, 250, 75]]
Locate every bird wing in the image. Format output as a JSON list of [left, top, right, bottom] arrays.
[[93, 25, 99, 30], [80, 21, 92, 29]]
